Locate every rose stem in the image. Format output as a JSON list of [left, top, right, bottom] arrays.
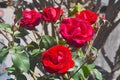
[[54, 26, 59, 44], [12, 28, 15, 47], [29, 70, 37, 80], [32, 30, 37, 42], [41, 21, 45, 36], [0, 30, 10, 42], [0, 41, 7, 47], [68, 60, 87, 80], [52, 23, 59, 45], [85, 23, 103, 55]]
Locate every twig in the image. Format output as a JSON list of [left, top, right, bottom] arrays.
[[86, 23, 103, 55], [0, 41, 7, 47], [41, 21, 45, 36], [32, 30, 37, 42], [68, 60, 87, 80], [29, 70, 37, 80], [53, 24, 59, 45], [101, 48, 114, 69], [0, 30, 10, 42]]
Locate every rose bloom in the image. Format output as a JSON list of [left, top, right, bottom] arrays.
[[42, 7, 63, 22], [75, 10, 98, 24], [59, 18, 94, 48], [19, 10, 42, 30], [41, 45, 74, 75]]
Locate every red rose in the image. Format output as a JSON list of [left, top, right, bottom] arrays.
[[41, 45, 74, 75], [19, 10, 42, 30], [42, 7, 63, 22], [75, 10, 98, 24], [59, 18, 94, 48]]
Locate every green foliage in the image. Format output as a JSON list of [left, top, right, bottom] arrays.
[[26, 41, 42, 71], [14, 27, 29, 37], [39, 75, 60, 80], [9, 46, 25, 54], [92, 69, 103, 80], [27, 41, 39, 51], [58, 40, 66, 45], [0, 1, 103, 80], [69, 3, 85, 16], [91, 47, 98, 56], [7, 66, 16, 75], [12, 53, 30, 72], [40, 35, 57, 49], [0, 47, 9, 63], [0, 23, 13, 34], [17, 74, 27, 80], [70, 49, 101, 80], [15, 8, 22, 21], [82, 65, 91, 77]]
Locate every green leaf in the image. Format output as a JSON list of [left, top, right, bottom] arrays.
[[14, 38, 20, 44], [73, 71, 80, 80], [0, 23, 13, 34], [7, 67, 15, 74], [5, 27, 13, 34], [92, 69, 103, 80], [14, 27, 29, 37], [12, 53, 30, 72], [87, 64, 95, 70], [15, 46, 24, 51], [74, 58, 84, 67], [82, 65, 90, 77], [78, 49, 85, 58], [38, 75, 60, 80], [73, 69, 86, 80], [9, 46, 24, 54], [91, 47, 98, 56], [29, 49, 39, 56], [40, 35, 57, 49], [17, 74, 27, 80], [0, 47, 9, 63], [15, 8, 22, 21], [80, 72, 86, 80], [27, 41, 39, 51], [0, 23, 11, 30], [14, 31, 20, 35], [58, 40, 66, 45]]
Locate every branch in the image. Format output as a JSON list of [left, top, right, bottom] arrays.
[[101, 48, 114, 69], [108, 0, 115, 6], [94, 0, 101, 12], [112, 45, 120, 72]]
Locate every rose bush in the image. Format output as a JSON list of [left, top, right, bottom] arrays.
[[59, 18, 94, 48], [19, 10, 42, 30], [41, 45, 74, 75], [0, 1, 103, 80]]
